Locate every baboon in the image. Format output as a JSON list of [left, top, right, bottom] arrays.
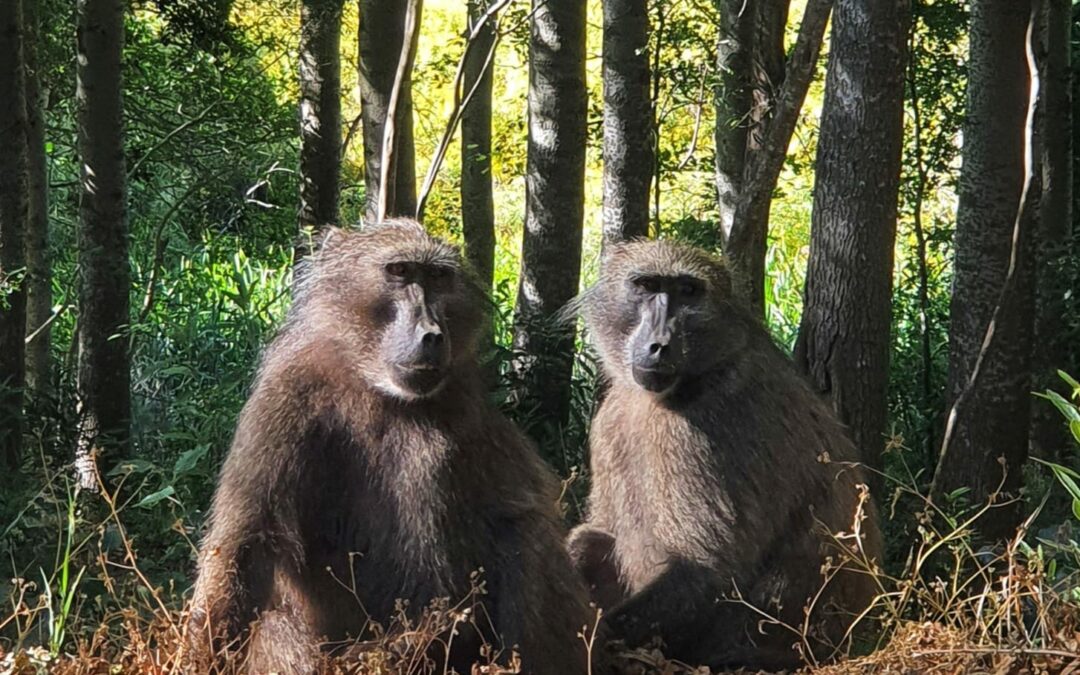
[[568, 240, 882, 670], [187, 220, 599, 674]]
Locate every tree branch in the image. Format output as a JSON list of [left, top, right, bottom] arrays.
[[377, 0, 424, 223]]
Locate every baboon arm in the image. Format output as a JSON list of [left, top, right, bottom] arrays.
[[603, 558, 739, 649], [567, 524, 626, 609], [188, 400, 311, 657]]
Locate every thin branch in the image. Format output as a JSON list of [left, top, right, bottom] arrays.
[[377, 0, 424, 223], [415, 0, 514, 221], [128, 100, 221, 177]]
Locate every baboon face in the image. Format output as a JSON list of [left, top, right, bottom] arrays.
[[581, 241, 736, 396], [302, 221, 484, 400]]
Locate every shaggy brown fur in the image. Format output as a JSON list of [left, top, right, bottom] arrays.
[[568, 240, 882, 670], [187, 221, 598, 674]]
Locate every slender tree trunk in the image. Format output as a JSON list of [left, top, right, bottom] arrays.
[[0, 0, 28, 470], [358, 0, 418, 222], [1031, 0, 1073, 460], [513, 0, 586, 453], [602, 0, 652, 246], [714, 0, 754, 243], [727, 0, 830, 313], [461, 0, 495, 290], [75, 0, 130, 489], [794, 0, 909, 479], [298, 0, 343, 258], [931, 0, 1036, 539], [23, 0, 51, 400]]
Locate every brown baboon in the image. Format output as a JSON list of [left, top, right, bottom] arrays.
[[568, 240, 882, 671], [187, 220, 598, 674]]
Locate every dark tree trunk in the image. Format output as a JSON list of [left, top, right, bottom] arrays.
[[75, 0, 131, 489], [24, 0, 51, 400], [726, 0, 829, 314], [602, 0, 652, 246], [0, 0, 27, 470], [358, 0, 418, 222], [513, 0, 586, 451], [461, 0, 495, 290], [794, 0, 909, 479], [298, 0, 343, 257], [932, 0, 1036, 539], [1031, 0, 1073, 460]]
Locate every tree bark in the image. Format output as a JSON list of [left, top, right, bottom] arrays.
[[1031, 0, 1073, 460], [461, 0, 495, 290], [23, 0, 51, 400], [0, 0, 27, 470], [513, 0, 586, 451], [298, 0, 343, 257], [727, 0, 830, 314], [794, 0, 909, 479], [932, 0, 1037, 539], [602, 0, 652, 246], [76, 0, 131, 489], [714, 0, 755, 243], [358, 0, 418, 222]]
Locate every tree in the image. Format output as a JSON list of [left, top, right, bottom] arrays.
[[358, 0, 418, 222], [298, 0, 343, 255], [1031, 0, 1073, 459], [0, 0, 27, 469], [75, 0, 131, 488], [601, 0, 652, 246], [24, 0, 51, 400], [716, 0, 832, 314], [795, 0, 909, 477], [513, 0, 586, 450], [932, 0, 1036, 539], [461, 0, 495, 290]]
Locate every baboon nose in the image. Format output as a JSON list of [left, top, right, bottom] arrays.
[[648, 341, 667, 356], [422, 331, 444, 347]]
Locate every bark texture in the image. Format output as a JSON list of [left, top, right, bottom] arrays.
[[298, 0, 343, 254], [513, 0, 587, 448], [358, 0, 418, 222], [24, 0, 52, 399], [461, 0, 495, 290], [795, 0, 909, 477], [932, 0, 1036, 539], [0, 0, 27, 469], [602, 0, 652, 246], [1031, 0, 1073, 460], [76, 0, 131, 488]]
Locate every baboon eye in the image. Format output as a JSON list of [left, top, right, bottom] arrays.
[[385, 262, 409, 278], [635, 277, 661, 294], [679, 281, 702, 298]]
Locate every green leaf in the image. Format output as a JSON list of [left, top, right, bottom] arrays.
[[1058, 370, 1080, 395], [173, 444, 209, 477], [1072, 420, 1080, 445], [1036, 390, 1080, 422], [107, 459, 159, 476], [136, 486, 175, 509]]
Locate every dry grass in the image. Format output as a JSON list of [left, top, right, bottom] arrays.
[[4, 462, 1080, 674]]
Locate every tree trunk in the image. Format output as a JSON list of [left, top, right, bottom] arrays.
[[1031, 0, 1073, 460], [75, 0, 131, 489], [461, 0, 495, 290], [24, 0, 51, 401], [298, 0, 343, 257], [0, 0, 27, 470], [602, 0, 652, 246], [513, 0, 586, 452], [932, 0, 1036, 539], [726, 0, 830, 314], [358, 0, 418, 222], [794, 0, 909, 480], [714, 0, 754, 245]]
